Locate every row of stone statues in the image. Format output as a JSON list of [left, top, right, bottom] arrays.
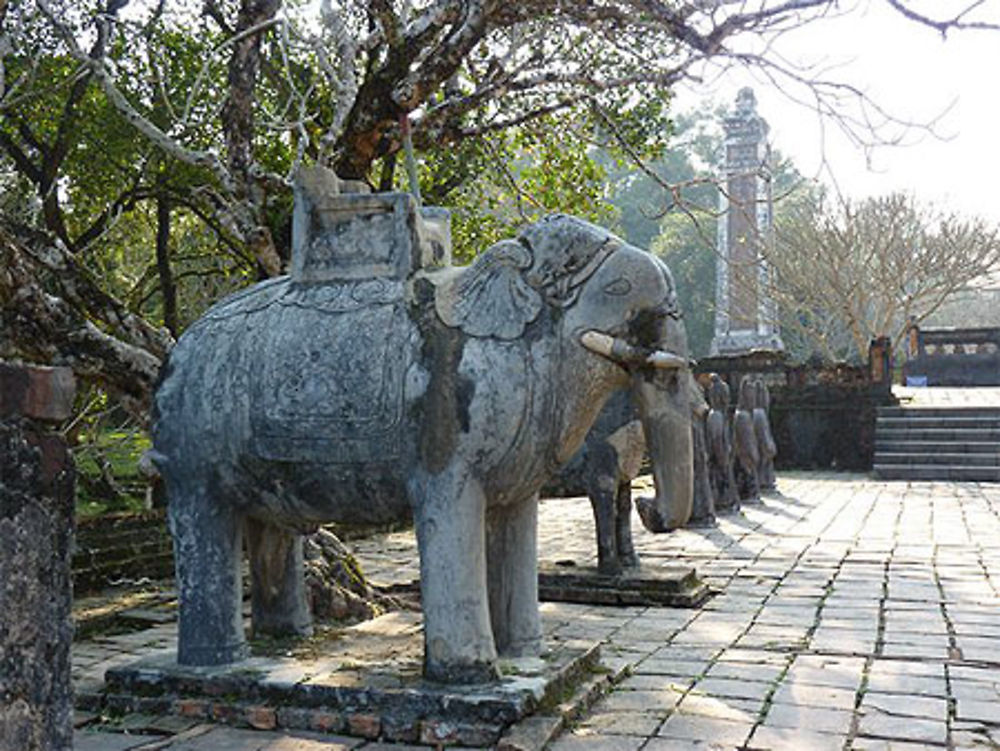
[[709, 373, 777, 512], [548, 371, 778, 576]]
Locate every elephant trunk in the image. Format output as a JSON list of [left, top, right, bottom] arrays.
[[632, 368, 694, 533]]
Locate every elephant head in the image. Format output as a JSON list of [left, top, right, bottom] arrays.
[[434, 214, 694, 532]]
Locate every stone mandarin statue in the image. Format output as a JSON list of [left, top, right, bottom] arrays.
[[706, 373, 739, 512], [753, 378, 778, 491], [151, 167, 694, 683], [689, 375, 716, 526], [733, 376, 761, 504]]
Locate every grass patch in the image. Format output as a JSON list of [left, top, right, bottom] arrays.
[[75, 427, 151, 518]]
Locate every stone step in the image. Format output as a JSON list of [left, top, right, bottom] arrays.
[[875, 440, 999, 454], [878, 406, 1000, 419], [877, 415, 1000, 430], [876, 428, 1000, 442], [872, 452, 1000, 467], [872, 464, 1000, 482]]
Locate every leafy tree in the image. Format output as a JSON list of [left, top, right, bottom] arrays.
[[606, 102, 807, 359], [420, 114, 619, 263], [771, 192, 1000, 362]]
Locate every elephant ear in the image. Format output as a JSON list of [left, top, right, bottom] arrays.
[[435, 240, 543, 340]]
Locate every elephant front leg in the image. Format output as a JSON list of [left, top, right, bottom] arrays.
[[411, 468, 498, 683], [246, 517, 313, 639], [614, 481, 640, 570], [168, 482, 248, 666], [589, 485, 622, 576], [486, 498, 543, 658]]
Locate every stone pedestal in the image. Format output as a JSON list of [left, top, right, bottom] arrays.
[[710, 88, 784, 356], [103, 612, 610, 748], [0, 362, 76, 751]]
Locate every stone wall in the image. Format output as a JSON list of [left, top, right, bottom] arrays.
[[74, 511, 174, 594], [769, 381, 894, 471], [696, 353, 895, 472], [0, 363, 76, 751]]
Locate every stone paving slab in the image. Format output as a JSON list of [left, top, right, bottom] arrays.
[[73, 471, 1000, 749]]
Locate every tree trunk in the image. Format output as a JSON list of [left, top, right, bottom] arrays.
[[155, 189, 178, 337], [0, 222, 171, 419]]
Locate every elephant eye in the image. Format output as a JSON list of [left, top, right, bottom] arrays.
[[603, 279, 631, 296]]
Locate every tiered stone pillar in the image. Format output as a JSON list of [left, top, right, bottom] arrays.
[[0, 362, 77, 751], [710, 88, 784, 356]]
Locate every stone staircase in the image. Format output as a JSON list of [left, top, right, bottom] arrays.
[[873, 406, 1000, 481]]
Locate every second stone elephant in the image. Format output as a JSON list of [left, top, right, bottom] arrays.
[[543, 371, 711, 575]]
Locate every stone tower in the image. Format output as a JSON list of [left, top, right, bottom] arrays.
[[710, 88, 784, 356]]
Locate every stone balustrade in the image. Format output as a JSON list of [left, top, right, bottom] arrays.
[[903, 324, 1000, 386]]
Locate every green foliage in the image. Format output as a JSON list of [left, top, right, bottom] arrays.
[[416, 114, 619, 264], [652, 210, 717, 358], [74, 426, 151, 518], [599, 105, 725, 357]]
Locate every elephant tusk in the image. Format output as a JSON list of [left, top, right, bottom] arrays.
[[581, 330, 620, 358], [646, 350, 687, 370], [580, 330, 686, 370]]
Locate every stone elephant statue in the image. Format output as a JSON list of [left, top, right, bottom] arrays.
[[542, 370, 711, 576], [541, 388, 646, 577], [152, 184, 693, 684]]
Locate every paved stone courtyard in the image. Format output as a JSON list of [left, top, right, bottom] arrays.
[[73, 472, 1000, 750]]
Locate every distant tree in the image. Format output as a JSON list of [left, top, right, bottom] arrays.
[[923, 286, 1000, 329], [771, 192, 1000, 362], [651, 208, 716, 358]]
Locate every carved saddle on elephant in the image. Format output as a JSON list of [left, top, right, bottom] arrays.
[[203, 168, 453, 465]]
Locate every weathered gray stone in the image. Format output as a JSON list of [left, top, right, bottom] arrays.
[[732, 376, 761, 503], [657, 713, 754, 744], [857, 710, 948, 745], [542, 390, 647, 576], [705, 373, 739, 512], [688, 375, 715, 526], [542, 370, 710, 574], [153, 170, 696, 683], [104, 614, 601, 748], [0, 365, 76, 751], [750, 725, 846, 751], [536, 563, 709, 607], [764, 703, 856, 735], [753, 377, 777, 490]]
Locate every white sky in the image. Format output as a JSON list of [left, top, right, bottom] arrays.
[[674, 1, 1000, 223]]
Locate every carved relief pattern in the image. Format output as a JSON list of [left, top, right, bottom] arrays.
[[726, 172, 759, 332], [249, 289, 409, 464]]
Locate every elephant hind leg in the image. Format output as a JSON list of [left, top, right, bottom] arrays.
[[168, 482, 248, 666], [246, 517, 313, 639]]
